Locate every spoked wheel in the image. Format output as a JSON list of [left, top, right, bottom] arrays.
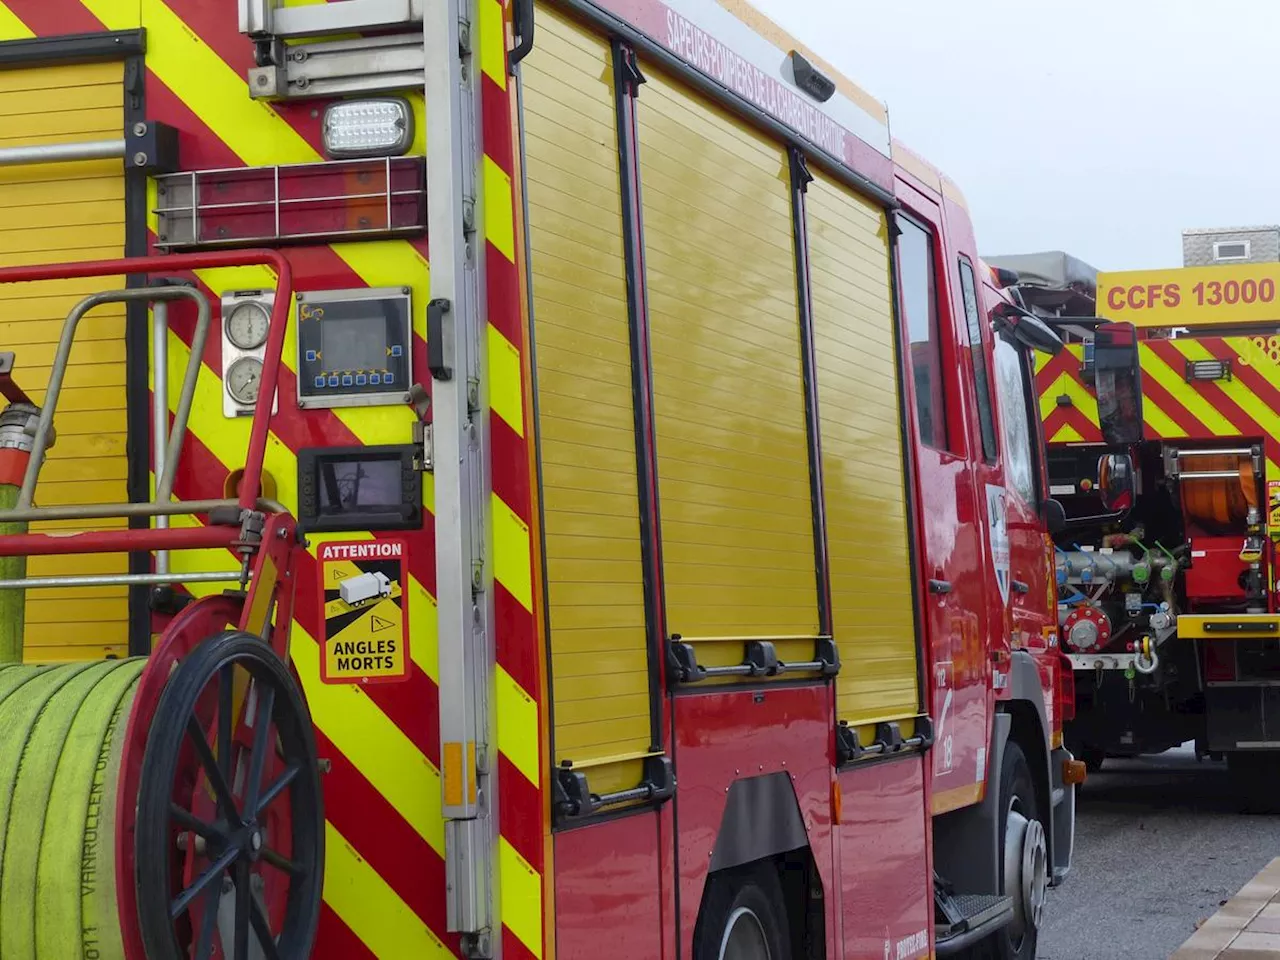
[[135, 632, 324, 960]]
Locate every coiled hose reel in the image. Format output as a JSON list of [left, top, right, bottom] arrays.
[[0, 610, 324, 959]]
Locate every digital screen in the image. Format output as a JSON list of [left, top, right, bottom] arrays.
[[317, 458, 404, 515], [321, 316, 388, 373]]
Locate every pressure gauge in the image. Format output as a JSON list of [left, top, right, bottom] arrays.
[[225, 356, 263, 406], [225, 301, 270, 350]]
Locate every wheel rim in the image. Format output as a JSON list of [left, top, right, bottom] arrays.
[[718, 906, 772, 960], [1003, 797, 1048, 947], [135, 632, 323, 960]]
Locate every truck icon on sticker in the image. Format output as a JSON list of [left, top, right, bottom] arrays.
[[340, 570, 392, 606]]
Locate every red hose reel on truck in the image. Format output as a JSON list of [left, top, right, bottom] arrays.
[[0, 251, 323, 960]]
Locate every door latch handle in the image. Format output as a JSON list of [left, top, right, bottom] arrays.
[[1011, 579, 1030, 594], [928, 579, 952, 595]]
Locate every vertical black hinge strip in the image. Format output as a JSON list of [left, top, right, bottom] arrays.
[[123, 49, 151, 656], [788, 145, 832, 641], [612, 37, 666, 754], [789, 148, 813, 193], [618, 43, 646, 95]]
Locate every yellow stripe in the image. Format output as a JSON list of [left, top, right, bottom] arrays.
[[493, 492, 532, 611], [1038, 372, 1097, 423], [1226, 335, 1280, 402], [83, 0, 315, 165], [0, 2, 33, 39], [1172, 339, 1276, 432], [328, 240, 431, 343], [497, 665, 539, 786], [292, 639, 445, 853], [1141, 395, 1186, 439], [1139, 345, 1237, 436], [489, 324, 524, 437], [324, 822, 453, 958], [500, 837, 544, 959], [478, 0, 508, 90], [1050, 424, 1083, 443], [483, 155, 516, 263]]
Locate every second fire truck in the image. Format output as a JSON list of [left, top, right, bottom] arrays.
[[994, 248, 1280, 797]]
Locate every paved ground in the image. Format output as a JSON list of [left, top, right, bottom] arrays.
[[1038, 744, 1280, 960], [1170, 857, 1280, 958]]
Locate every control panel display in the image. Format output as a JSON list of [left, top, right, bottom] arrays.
[[296, 287, 412, 409], [298, 445, 422, 532]]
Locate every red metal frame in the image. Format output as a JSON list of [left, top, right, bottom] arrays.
[[0, 525, 237, 557], [112, 513, 300, 959], [0, 249, 291, 520]]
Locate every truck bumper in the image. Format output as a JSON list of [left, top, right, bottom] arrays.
[[1049, 746, 1076, 884]]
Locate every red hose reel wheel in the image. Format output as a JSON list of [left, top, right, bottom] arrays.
[[133, 631, 325, 960], [1063, 605, 1111, 653]]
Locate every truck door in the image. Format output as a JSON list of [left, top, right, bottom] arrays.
[[991, 332, 1056, 682], [893, 186, 988, 812]]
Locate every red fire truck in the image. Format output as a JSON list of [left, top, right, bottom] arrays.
[[994, 251, 1280, 797], [0, 0, 1104, 957]]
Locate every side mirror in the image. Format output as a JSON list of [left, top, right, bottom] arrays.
[[992, 301, 1064, 356], [1042, 497, 1066, 534], [1094, 322, 1144, 446], [1098, 453, 1136, 512]]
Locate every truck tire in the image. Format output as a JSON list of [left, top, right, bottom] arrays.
[[1228, 752, 1280, 814], [693, 864, 791, 960], [996, 740, 1047, 960], [1080, 745, 1105, 774]]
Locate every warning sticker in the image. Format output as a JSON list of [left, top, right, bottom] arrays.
[[319, 539, 410, 685]]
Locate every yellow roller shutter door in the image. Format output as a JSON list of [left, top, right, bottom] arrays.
[[806, 170, 920, 730], [637, 66, 818, 666], [0, 60, 129, 661], [523, 5, 653, 793]]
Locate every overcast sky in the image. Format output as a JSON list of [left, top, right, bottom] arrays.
[[747, 0, 1280, 272]]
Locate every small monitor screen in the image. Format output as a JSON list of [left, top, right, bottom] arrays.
[[317, 457, 403, 515], [321, 316, 388, 373]]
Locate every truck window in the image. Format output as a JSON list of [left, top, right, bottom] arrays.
[[896, 216, 949, 450], [994, 335, 1036, 505], [958, 257, 998, 463]]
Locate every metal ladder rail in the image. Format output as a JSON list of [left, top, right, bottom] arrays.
[[423, 0, 497, 953], [236, 0, 499, 948]]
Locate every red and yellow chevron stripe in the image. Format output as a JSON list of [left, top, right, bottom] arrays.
[[1037, 335, 1280, 474], [0, 0, 544, 956]]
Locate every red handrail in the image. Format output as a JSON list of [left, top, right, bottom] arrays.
[[0, 525, 237, 558], [0, 249, 290, 514]]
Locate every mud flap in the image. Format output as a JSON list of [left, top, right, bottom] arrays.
[[932, 711, 1009, 894], [1049, 746, 1076, 885]]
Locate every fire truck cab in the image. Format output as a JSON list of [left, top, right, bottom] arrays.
[[0, 0, 1095, 958]]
